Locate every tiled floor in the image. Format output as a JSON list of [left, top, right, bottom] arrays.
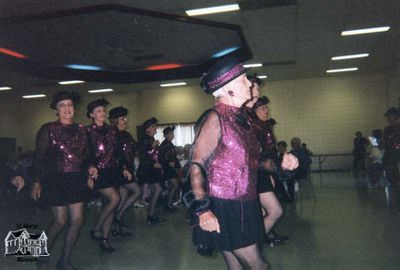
[[1, 172, 400, 270]]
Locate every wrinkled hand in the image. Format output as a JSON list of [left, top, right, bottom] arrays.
[[88, 166, 98, 180], [281, 153, 299, 171], [123, 169, 132, 181], [31, 182, 41, 201], [12, 176, 25, 192], [87, 178, 94, 189], [152, 140, 160, 148], [199, 211, 220, 233], [154, 162, 162, 169]]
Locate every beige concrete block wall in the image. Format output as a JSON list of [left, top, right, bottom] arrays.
[[261, 73, 387, 154], [0, 72, 393, 156], [386, 62, 400, 108]]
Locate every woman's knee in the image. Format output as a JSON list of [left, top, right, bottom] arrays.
[[53, 217, 67, 229]]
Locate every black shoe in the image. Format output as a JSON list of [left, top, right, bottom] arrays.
[[274, 232, 290, 241], [196, 245, 214, 256], [90, 230, 102, 241], [99, 238, 116, 252], [147, 215, 164, 225]]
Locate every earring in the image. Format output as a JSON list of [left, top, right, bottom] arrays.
[[228, 90, 234, 97]]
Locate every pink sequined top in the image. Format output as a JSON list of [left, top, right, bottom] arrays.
[[87, 123, 126, 170], [200, 103, 260, 200], [34, 121, 92, 178]]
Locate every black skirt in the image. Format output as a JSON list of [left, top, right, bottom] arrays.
[[163, 165, 178, 180], [137, 165, 163, 185], [42, 172, 90, 207], [95, 168, 120, 189], [258, 169, 274, 194], [192, 197, 263, 251], [114, 168, 136, 187]]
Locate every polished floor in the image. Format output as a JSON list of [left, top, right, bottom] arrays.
[[1, 172, 400, 270]]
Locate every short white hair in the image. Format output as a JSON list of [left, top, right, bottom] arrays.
[[212, 87, 226, 98]]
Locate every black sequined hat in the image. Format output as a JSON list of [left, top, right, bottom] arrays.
[[108, 106, 128, 119], [86, 98, 110, 118], [200, 57, 247, 94], [253, 96, 270, 109], [163, 126, 175, 135], [384, 107, 400, 118], [50, 91, 80, 109], [142, 117, 158, 131]]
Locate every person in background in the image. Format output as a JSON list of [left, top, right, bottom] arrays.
[[137, 117, 164, 225], [31, 91, 98, 270], [248, 76, 289, 245], [86, 99, 132, 252], [108, 106, 142, 236], [288, 137, 311, 202], [159, 126, 181, 212], [367, 129, 384, 188], [382, 108, 400, 205], [353, 131, 369, 171]]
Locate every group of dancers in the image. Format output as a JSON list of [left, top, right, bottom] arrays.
[[31, 56, 298, 270], [31, 93, 181, 270]]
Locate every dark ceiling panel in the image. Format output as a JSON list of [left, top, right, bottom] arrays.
[[0, 4, 252, 83]]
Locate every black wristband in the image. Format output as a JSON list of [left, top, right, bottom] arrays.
[[191, 196, 212, 214]]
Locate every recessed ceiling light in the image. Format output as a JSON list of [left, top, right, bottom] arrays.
[[186, 4, 240, 16], [243, 63, 263, 68], [0, 86, 12, 91], [160, 82, 187, 87], [66, 64, 102, 71], [257, 75, 268, 79], [341, 26, 390, 36], [331, 53, 369, 61], [88, 88, 114, 93], [326, 67, 358, 73], [22, 94, 46, 99], [58, 80, 85, 85]]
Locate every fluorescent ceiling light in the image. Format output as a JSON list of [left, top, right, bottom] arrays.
[[58, 80, 85, 85], [160, 82, 187, 87], [88, 88, 114, 93], [243, 63, 263, 68], [186, 4, 240, 16], [22, 94, 46, 99], [331, 53, 369, 61], [0, 86, 12, 91], [341, 26, 390, 36], [257, 75, 268, 79], [66, 64, 102, 71], [326, 67, 358, 73]]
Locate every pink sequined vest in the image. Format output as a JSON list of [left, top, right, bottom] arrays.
[[207, 103, 260, 200]]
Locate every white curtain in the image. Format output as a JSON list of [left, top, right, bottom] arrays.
[[154, 123, 195, 147]]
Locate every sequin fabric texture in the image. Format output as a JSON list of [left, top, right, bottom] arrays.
[[87, 123, 119, 169], [159, 140, 180, 166], [253, 119, 278, 159], [138, 134, 159, 166], [207, 103, 260, 200], [34, 121, 91, 177], [119, 130, 137, 169]]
